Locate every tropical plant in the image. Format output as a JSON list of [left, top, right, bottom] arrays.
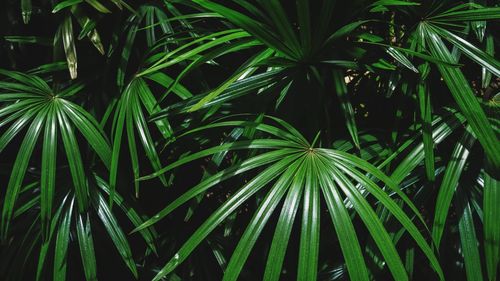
[[0, 0, 499, 281]]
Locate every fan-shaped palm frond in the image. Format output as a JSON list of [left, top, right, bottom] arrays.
[[134, 116, 443, 281], [139, 0, 385, 144], [107, 4, 201, 198], [370, 1, 500, 169], [0, 69, 157, 281], [0, 69, 111, 238]]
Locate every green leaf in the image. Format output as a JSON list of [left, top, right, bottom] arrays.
[[135, 78, 172, 139], [140, 30, 251, 76], [432, 128, 476, 247], [53, 0, 83, 13], [36, 193, 68, 281], [139, 139, 301, 181], [109, 95, 127, 203], [40, 103, 58, 239], [0, 102, 44, 151], [296, 0, 311, 55], [85, 0, 111, 13], [315, 155, 370, 281], [222, 157, 303, 281], [323, 149, 426, 227], [332, 155, 444, 280], [297, 156, 320, 281], [151, 154, 301, 281], [54, 199, 74, 281], [125, 100, 140, 197], [57, 82, 85, 98], [1, 108, 46, 239], [76, 213, 97, 281], [188, 49, 273, 112], [456, 188, 484, 281], [96, 175, 158, 254], [312, 0, 335, 46], [370, 0, 420, 7], [4, 36, 52, 46], [150, 70, 282, 119], [258, 0, 301, 56], [116, 13, 144, 89], [323, 20, 370, 48], [321, 157, 408, 281], [263, 165, 304, 281], [430, 7, 500, 21], [130, 90, 168, 187], [191, 0, 296, 59], [0, 69, 51, 94], [389, 109, 466, 183], [28, 61, 68, 75], [56, 105, 89, 212], [417, 79, 435, 181], [431, 25, 500, 78], [70, 6, 105, 54], [333, 69, 360, 149], [145, 72, 193, 100], [359, 41, 462, 67], [422, 24, 499, 169], [93, 192, 138, 278], [13, 193, 40, 219], [178, 118, 308, 147], [60, 99, 111, 168], [482, 35, 494, 89], [484, 171, 500, 281], [61, 16, 78, 79], [21, 0, 32, 24], [386, 47, 419, 73], [133, 149, 298, 232]]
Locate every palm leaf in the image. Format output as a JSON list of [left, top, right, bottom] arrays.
[[134, 117, 443, 281]]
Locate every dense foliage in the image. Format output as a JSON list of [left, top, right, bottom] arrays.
[[0, 0, 499, 280]]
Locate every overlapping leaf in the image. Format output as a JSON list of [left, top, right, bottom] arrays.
[[133, 117, 443, 281]]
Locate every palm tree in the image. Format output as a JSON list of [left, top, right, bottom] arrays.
[[0, 0, 499, 280]]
